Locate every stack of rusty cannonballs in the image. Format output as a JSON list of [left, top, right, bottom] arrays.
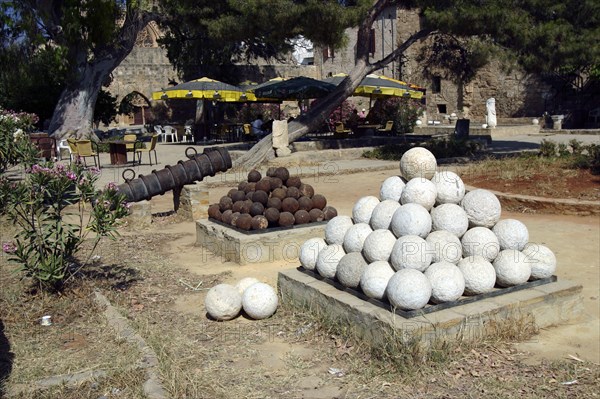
[[207, 167, 337, 231]]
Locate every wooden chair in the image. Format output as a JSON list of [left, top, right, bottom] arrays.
[[123, 134, 139, 163], [378, 120, 394, 134], [334, 122, 351, 138], [135, 134, 159, 166], [74, 140, 100, 167]]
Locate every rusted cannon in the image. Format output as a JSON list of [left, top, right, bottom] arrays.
[[116, 146, 232, 210]]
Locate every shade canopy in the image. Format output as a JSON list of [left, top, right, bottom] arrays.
[[253, 76, 337, 100], [152, 77, 256, 102], [323, 73, 424, 100]]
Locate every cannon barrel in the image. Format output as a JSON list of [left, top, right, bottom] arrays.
[[116, 147, 232, 203]]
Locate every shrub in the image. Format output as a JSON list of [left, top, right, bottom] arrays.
[[363, 137, 482, 161], [0, 107, 40, 172], [368, 97, 424, 134], [539, 139, 557, 157]]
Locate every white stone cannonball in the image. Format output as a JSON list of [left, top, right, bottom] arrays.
[[370, 200, 402, 230], [492, 219, 529, 250], [315, 244, 346, 278], [380, 176, 406, 202], [205, 283, 242, 321], [352, 195, 380, 224], [399, 147, 437, 180], [362, 229, 397, 263], [299, 237, 327, 270], [390, 203, 432, 238], [336, 252, 368, 288], [425, 230, 462, 264], [493, 249, 532, 287], [343, 223, 373, 253], [425, 261, 465, 303], [242, 282, 278, 320], [386, 269, 432, 310], [432, 170, 466, 205], [389, 235, 433, 272], [360, 261, 395, 300], [325, 215, 354, 245], [235, 277, 261, 295], [460, 189, 502, 228], [431, 203, 469, 238], [461, 227, 500, 262], [522, 243, 557, 279], [457, 255, 497, 295], [400, 178, 437, 211]]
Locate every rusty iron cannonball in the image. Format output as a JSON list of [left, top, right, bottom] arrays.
[[294, 210, 310, 225], [245, 191, 254, 201], [309, 208, 324, 222], [266, 167, 277, 177], [264, 207, 280, 224], [323, 206, 338, 220], [286, 186, 301, 199], [251, 215, 269, 230], [238, 181, 248, 192], [252, 190, 269, 205], [249, 202, 265, 217], [299, 183, 314, 198], [298, 196, 313, 211], [269, 177, 283, 191], [236, 214, 253, 231], [274, 167, 290, 182], [228, 188, 238, 198], [279, 211, 295, 227], [256, 178, 272, 193], [248, 170, 262, 183], [231, 190, 246, 203], [266, 196, 282, 210], [219, 196, 233, 212], [208, 204, 222, 220], [286, 176, 302, 188], [232, 200, 245, 213], [271, 187, 287, 200], [221, 209, 233, 224], [230, 212, 241, 226], [281, 197, 299, 213], [241, 199, 253, 214], [312, 194, 327, 210], [244, 182, 256, 193]]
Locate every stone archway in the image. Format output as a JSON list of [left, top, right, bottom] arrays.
[[119, 91, 153, 126]]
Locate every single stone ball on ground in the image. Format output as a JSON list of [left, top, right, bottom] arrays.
[[249, 202, 265, 217], [278, 211, 295, 227], [363, 229, 397, 263], [431, 203, 469, 238], [493, 249, 531, 287], [522, 243, 557, 279], [230, 212, 241, 226], [231, 190, 247, 203], [294, 210, 310, 224], [221, 209, 234, 224], [248, 170, 262, 182], [274, 167, 290, 182], [298, 196, 313, 211], [432, 171, 465, 205], [244, 182, 256, 193], [252, 190, 269, 205], [272, 187, 287, 200], [256, 178, 272, 193], [370, 200, 401, 230], [343, 223, 373, 253], [309, 208, 325, 222], [425, 230, 462, 264], [235, 277, 261, 295], [299, 183, 314, 198], [399, 147, 437, 180], [360, 261, 395, 300], [286, 186, 301, 199], [312, 194, 327, 210], [322, 206, 338, 220], [425, 261, 465, 303], [336, 252, 368, 288], [236, 214, 252, 230], [315, 244, 346, 278], [205, 283, 242, 321], [390, 235, 432, 272], [461, 227, 500, 262], [386, 269, 432, 310], [380, 175, 406, 202], [281, 197, 299, 213], [460, 189, 501, 228], [390, 203, 432, 238], [325, 215, 353, 245], [352, 196, 380, 224], [457, 256, 496, 295], [228, 188, 238, 198], [299, 237, 327, 270], [267, 196, 282, 210], [269, 177, 283, 191], [251, 215, 269, 230], [492, 219, 529, 250], [238, 181, 248, 192], [242, 282, 278, 320], [400, 178, 437, 211], [264, 208, 280, 224], [208, 204, 222, 220], [219, 196, 233, 212], [286, 176, 302, 188]]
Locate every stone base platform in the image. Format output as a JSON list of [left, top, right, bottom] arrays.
[[278, 268, 583, 346], [195, 219, 326, 265]]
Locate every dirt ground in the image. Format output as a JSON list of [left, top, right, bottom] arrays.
[[147, 168, 600, 365]]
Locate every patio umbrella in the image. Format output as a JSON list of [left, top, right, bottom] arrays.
[[324, 73, 424, 100], [253, 76, 337, 101], [151, 76, 256, 102]]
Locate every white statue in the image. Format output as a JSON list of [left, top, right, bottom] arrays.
[[486, 98, 497, 128]]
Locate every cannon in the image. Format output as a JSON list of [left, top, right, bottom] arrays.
[[116, 146, 232, 210]]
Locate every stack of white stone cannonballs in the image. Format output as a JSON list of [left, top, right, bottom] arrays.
[[299, 147, 557, 311], [204, 277, 278, 321]]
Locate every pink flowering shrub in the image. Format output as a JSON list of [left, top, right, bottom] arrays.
[[0, 107, 40, 172]]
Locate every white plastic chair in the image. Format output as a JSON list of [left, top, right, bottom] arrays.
[[181, 125, 193, 143], [153, 125, 164, 141], [56, 139, 71, 161], [161, 125, 178, 143]]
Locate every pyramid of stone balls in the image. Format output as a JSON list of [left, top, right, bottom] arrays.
[[208, 167, 338, 231], [299, 147, 557, 311]]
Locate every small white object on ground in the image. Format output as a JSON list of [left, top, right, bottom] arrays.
[[242, 282, 279, 320], [205, 284, 242, 321]]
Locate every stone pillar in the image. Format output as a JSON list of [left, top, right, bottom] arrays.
[[551, 115, 564, 130], [177, 183, 209, 221], [272, 120, 291, 157], [126, 200, 152, 229]]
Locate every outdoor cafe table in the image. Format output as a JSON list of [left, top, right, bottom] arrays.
[[356, 124, 381, 137], [107, 140, 137, 165]]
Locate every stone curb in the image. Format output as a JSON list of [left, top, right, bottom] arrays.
[[5, 370, 108, 397]]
